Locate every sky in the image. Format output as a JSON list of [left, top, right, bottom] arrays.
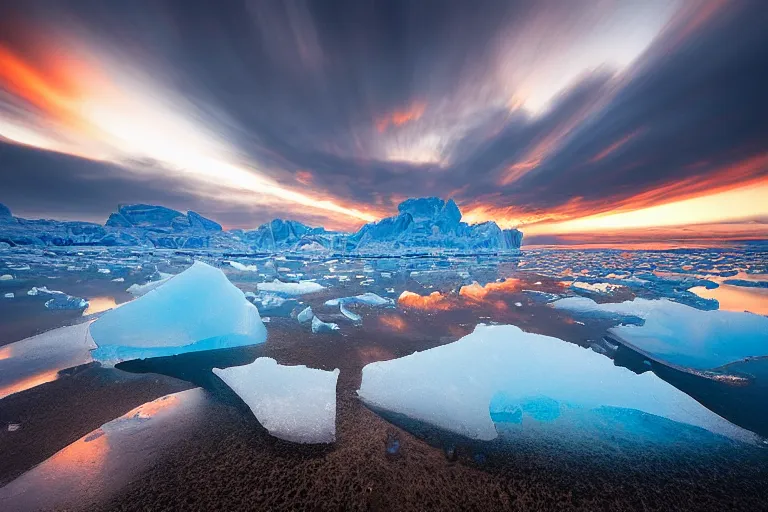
[[0, 0, 766, 243]]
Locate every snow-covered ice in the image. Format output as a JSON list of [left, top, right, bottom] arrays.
[[357, 324, 758, 444], [213, 358, 339, 443], [3, 292, 13, 298], [0, 274, 13, 280], [257, 279, 325, 296], [312, 316, 340, 334], [229, 261, 258, 272], [89, 261, 267, 364]]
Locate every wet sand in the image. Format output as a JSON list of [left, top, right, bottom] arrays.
[[102, 318, 768, 512]]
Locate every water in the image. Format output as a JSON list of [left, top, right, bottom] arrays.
[[0, 243, 766, 509]]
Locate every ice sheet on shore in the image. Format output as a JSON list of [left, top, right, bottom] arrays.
[[256, 279, 325, 296], [89, 261, 267, 364], [357, 324, 758, 444], [0, 322, 96, 399], [213, 358, 339, 443], [554, 297, 768, 369], [0, 389, 208, 511]]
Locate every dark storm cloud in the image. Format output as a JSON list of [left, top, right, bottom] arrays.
[[0, 0, 766, 229]]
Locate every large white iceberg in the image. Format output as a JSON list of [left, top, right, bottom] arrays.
[[554, 297, 768, 369], [213, 358, 339, 443], [0, 322, 96, 399], [357, 324, 758, 444], [89, 261, 267, 364]]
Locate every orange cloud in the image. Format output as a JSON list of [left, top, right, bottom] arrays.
[[588, 130, 639, 163], [376, 102, 426, 132]]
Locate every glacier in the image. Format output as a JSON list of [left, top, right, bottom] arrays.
[[89, 261, 267, 364], [213, 358, 339, 443], [357, 324, 759, 444]]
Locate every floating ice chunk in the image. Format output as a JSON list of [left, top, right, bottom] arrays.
[[97, 268, 111, 274], [111, 277, 125, 282], [552, 296, 662, 319], [213, 358, 339, 443], [45, 296, 88, 310], [0, 322, 96, 399], [324, 292, 393, 307], [312, 316, 340, 334], [340, 303, 361, 324], [607, 301, 768, 370], [89, 261, 267, 364], [571, 281, 622, 294], [0, 274, 13, 280], [357, 324, 758, 444], [255, 292, 286, 309], [126, 274, 174, 296], [229, 261, 258, 272], [9, 265, 30, 271], [4, 292, 13, 298], [0, 389, 209, 510], [257, 279, 325, 296], [297, 306, 314, 324], [514, 302, 522, 307], [26, 286, 88, 310]]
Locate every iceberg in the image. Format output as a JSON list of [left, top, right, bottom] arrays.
[[89, 261, 267, 364], [257, 279, 325, 296], [357, 324, 758, 444], [554, 297, 768, 370], [311, 316, 340, 334], [213, 358, 339, 443], [0, 322, 96, 399], [348, 197, 523, 253]]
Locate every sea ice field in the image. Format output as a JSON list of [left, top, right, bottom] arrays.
[[1, 242, 767, 510]]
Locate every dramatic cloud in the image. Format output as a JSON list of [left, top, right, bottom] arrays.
[[0, 0, 765, 240]]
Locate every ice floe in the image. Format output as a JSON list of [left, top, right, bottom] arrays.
[[89, 261, 267, 364], [554, 297, 768, 370], [357, 324, 759, 444], [256, 279, 325, 296], [213, 358, 339, 443], [312, 316, 340, 334]]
